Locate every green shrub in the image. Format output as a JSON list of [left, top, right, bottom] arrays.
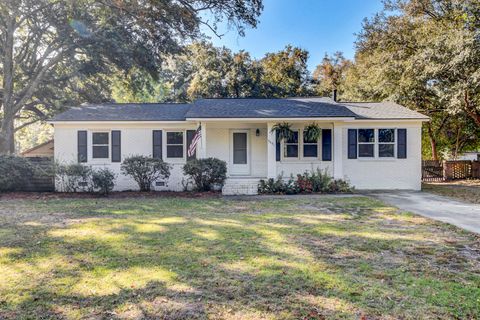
[[303, 168, 332, 192], [284, 175, 300, 194], [258, 169, 353, 195], [121, 155, 170, 191], [183, 158, 227, 191], [92, 168, 116, 196], [55, 163, 93, 192], [328, 179, 354, 193], [0, 155, 36, 192], [258, 176, 285, 194], [55, 163, 118, 195]]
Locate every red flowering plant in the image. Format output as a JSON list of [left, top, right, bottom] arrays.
[[296, 174, 313, 193]]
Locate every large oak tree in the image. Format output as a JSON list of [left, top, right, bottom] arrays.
[[343, 0, 480, 159], [0, 0, 263, 154]]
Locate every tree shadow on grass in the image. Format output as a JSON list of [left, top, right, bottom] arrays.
[[0, 197, 479, 319]]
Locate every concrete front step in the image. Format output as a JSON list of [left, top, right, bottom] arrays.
[[222, 178, 262, 195]]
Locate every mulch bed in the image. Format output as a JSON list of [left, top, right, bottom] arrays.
[[0, 191, 222, 201]]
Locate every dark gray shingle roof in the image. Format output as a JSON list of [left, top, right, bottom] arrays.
[[50, 103, 191, 121], [186, 98, 358, 118], [50, 98, 428, 122], [341, 101, 428, 120]]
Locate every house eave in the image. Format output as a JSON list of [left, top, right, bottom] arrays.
[[48, 120, 190, 125], [48, 117, 429, 125], [185, 117, 357, 122], [349, 118, 429, 122]]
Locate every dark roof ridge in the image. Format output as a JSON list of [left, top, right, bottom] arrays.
[[81, 102, 190, 105], [195, 96, 334, 100]]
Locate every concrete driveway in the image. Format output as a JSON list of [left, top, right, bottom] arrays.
[[370, 191, 480, 234]]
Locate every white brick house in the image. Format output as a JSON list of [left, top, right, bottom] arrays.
[[49, 97, 428, 194]]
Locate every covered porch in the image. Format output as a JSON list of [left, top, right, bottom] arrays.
[[194, 119, 347, 195]]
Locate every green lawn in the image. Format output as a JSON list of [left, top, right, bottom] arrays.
[[0, 195, 479, 319], [423, 180, 480, 204]]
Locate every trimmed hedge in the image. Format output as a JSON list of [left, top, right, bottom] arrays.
[[0, 155, 37, 192], [258, 169, 353, 194], [121, 155, 170, 192], [183, 158, 227, 191]]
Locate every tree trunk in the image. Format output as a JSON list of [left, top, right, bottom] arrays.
[[0, 117, 15, 154], [0, 16, 16, 154], [426, 123, 439, 160], [465, 108, 480, 128], [464, 90, 480, 128]]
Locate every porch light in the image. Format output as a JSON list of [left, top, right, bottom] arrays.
[[256, 129, 260, 136]]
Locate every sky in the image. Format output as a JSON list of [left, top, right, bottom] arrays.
[[202, 0, 384, 71]]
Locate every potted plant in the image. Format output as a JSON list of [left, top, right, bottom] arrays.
[[304, 123, 321, 141], [271, 122, 294, 141]]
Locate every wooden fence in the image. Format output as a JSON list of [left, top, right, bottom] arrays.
[[23, 157, 55, 192], [422, 160, 444, 182], [422, 160, 480, 182]]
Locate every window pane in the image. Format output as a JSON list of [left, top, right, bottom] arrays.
[[379, 129, 395, 142], [285, 145, 298, 158], [303, 145, 318, 157], [358, 144, 374, 157], [233, 150, 247, 164], [358, 129, 374, 142], [303, 131, 317, 143], [233, 133, 247, 149], [286, 131, 298, 143], [167, 132, 183, 144], [92, 146, 108, 158], [379, 144, 394, 157], [167, 145, 183, 158], [233, 133, 247, 164], [93, 133, 109, 144]]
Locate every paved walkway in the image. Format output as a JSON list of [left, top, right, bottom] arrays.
[[370, 191, 480, 234]]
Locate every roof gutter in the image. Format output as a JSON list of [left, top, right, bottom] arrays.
[[185, 117, 357, 122], [48, 117, 429, 125], [47, 120, 190, 125]]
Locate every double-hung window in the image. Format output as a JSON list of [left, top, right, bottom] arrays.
[[358, 129, 375, 158], [303, 131, 318, 158], [378, 129, 395, 157], [284, 131, 299, 158], [166, 131, 184, 158], [92, 132, 109, 159]]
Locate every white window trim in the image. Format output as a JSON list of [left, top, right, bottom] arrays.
[[378, 128, 396, 158], [90, 131, 110, 162], [165, 130, 186, 162], [357, 128, 375, 159], [281, 128, 323, 162], [282, 130, 300, 160], [302, 130, 320, 160], [355, 128, 398, 161]]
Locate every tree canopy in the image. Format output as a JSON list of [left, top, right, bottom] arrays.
[[0, 0, 263, 153], [342, 0, 480, 159], [312, 52, 351, 98], [113, 43, 313, 102]]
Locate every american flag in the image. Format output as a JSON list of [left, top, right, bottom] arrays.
[[187, 125, 202, 157]]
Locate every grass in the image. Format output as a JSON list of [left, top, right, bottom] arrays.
[[423, 180, 480, 204], [0, 195, 479, 319]]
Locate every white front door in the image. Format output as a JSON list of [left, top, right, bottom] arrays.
[[230, 130, 250, 175]]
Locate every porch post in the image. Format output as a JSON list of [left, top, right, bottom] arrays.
[[198, 122, 207, 158], [333, 122, 344, 179], [267, 122, 277, 178]]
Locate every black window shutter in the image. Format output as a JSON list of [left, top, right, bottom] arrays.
[[153, 130, 163, 159], [77, 131, 87, 163], [347, 129, 357, 159], [397, 129, 407, 159], [186, 130, 196, 161], [322, 129, 332, 161], [275, 129, 281, 161], [111, 130, 121, 162]]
